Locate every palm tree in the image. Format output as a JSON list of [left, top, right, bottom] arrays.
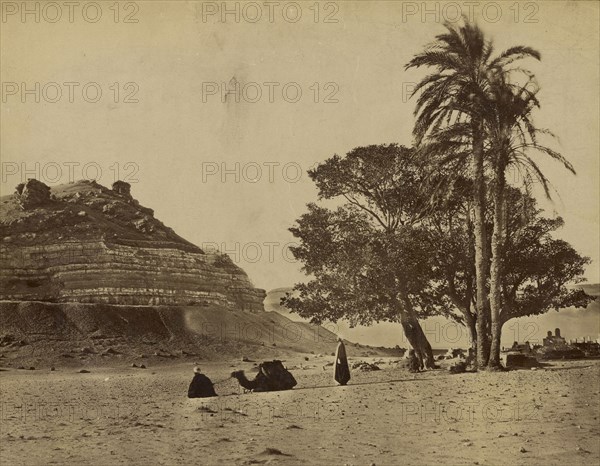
[[405, 18, 541, 369], [484, 75, 575, 369]]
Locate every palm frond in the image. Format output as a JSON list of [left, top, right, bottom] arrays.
[[490, 46, 541, 68]]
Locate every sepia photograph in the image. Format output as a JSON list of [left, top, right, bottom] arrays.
[[1, 1, 599, 465]]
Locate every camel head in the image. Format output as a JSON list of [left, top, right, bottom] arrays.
[[230, 370, 256, 390]]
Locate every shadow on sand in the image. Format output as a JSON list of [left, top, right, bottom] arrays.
[[221, 374, 446, 397]]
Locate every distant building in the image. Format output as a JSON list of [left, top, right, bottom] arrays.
[[543, 328, 566, 347], [537, 328, 586, 360], [510, 341, 532, 354], [112, 180, 131, 197], [501, 341, 537, 368], [571, 338, 600, 357]]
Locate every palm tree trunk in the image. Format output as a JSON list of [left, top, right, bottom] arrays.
[[472, 125, 490, 370], [464, 311, 477, 352], [488, 164, 506, 369], [480, 311, 491, 363]]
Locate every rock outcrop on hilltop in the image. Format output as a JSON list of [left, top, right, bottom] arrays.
[[15, 178, 52, 210], [0, 179, 265, 310]]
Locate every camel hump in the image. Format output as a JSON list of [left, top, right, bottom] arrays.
[[259, 360, 297, 390]]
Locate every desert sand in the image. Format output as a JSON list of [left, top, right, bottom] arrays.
[[1, 356, 599, 466]]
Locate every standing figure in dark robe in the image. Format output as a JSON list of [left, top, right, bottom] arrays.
[[187, 367, 217, 398], [334, 338, 351, 385]]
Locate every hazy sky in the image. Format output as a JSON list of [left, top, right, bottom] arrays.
[[2, 1, 599, 298]]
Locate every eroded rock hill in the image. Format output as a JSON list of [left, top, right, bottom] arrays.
[[0, 179, 265, 310]]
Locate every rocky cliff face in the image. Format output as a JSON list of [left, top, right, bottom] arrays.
[[0, 179, 265, 310]]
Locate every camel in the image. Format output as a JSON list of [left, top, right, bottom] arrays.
[[231, 360, 297, 392]]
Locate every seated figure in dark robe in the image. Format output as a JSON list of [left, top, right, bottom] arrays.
[[188, 367, 217, 398], [407, 349, 420, 373]]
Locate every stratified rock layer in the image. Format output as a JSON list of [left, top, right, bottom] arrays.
[[0, 179, 265, 310]]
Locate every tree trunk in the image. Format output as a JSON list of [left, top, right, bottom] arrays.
[[401, 316, 436, 369], [489, 319, 504, 370], [472, 124, 490, 369], [488, 164, 506, 370], [413, 319, 436, 369], [398, 295, 436, 369]]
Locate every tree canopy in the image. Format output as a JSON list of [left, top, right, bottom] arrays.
[[284, 143, 592, 362]]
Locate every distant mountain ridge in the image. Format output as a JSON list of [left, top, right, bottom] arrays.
[[574, 283, 600, 297], [265, 285, 600, 349]]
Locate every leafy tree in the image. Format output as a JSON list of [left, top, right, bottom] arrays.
[[283, 144, 438, 368], [421, 176, 479, 347], [427, 186, 592, 350], [284, 144, 592, 371], [497, 191, 592, 328]]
